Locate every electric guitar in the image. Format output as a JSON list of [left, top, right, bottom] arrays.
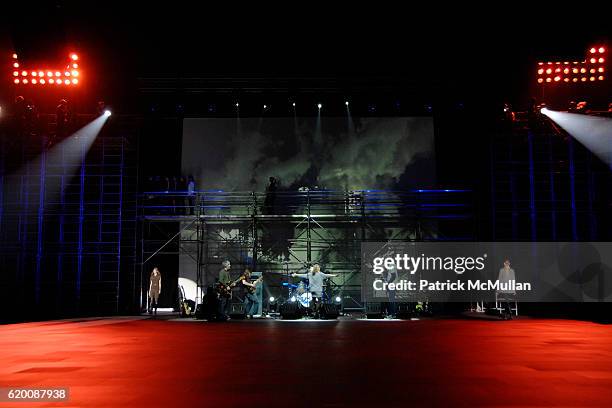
[[246, 276, 263, 294], [216, 276, 242, 298]]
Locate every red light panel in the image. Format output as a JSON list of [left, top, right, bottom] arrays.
[[536, 45, 607, 85], [10, 52, 81, 87]]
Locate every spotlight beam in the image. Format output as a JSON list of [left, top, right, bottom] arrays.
[[10, 113, 112, 198], [6, 113, 111, 303], [541, 109, 612, 168]]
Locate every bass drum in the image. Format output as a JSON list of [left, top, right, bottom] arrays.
[[289, 286, 312, 308], [296, 292, 312, 308]]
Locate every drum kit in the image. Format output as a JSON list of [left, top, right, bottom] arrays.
[[282, 281, 327, 308]]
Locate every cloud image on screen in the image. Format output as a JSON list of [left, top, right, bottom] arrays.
[[182, 116, 435, 191]]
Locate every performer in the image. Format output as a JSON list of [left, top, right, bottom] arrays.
[[497, 258, 516, 320], [291, 264, 337, 318], [240, 268, 262, 319], [217, 260, 232, 320], [187, 175, 196, 215], [149, 267, 162, 315], [382, 255, 398, 318]]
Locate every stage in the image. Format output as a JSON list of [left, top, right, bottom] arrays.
[[1, 317, 611, 407]]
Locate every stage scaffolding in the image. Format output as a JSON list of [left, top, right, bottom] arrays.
[[0, 114, 139, 317], [139, 189, 474, 309], [490, 112, 612, 241]]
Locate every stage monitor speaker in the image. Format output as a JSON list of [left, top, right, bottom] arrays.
[[396, 302, 413, 319], [280, 303, 302, 319], [365, 302, 383, 319], [230, 303, 246, 319], [320, 303, 339, 319], [195, 303, 205, 319]]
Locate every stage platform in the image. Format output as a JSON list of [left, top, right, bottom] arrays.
[[1, 317, 611, 407]]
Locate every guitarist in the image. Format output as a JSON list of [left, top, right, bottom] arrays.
[[241, 268, 262, 319], [217, 260, 232, 320]]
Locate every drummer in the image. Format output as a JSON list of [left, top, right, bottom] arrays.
[[291, 264, 337, 317]]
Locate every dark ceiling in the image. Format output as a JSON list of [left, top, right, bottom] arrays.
[[2, 3, 610, 112]]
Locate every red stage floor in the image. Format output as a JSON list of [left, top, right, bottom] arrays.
[[1, 317, 611, 407]]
